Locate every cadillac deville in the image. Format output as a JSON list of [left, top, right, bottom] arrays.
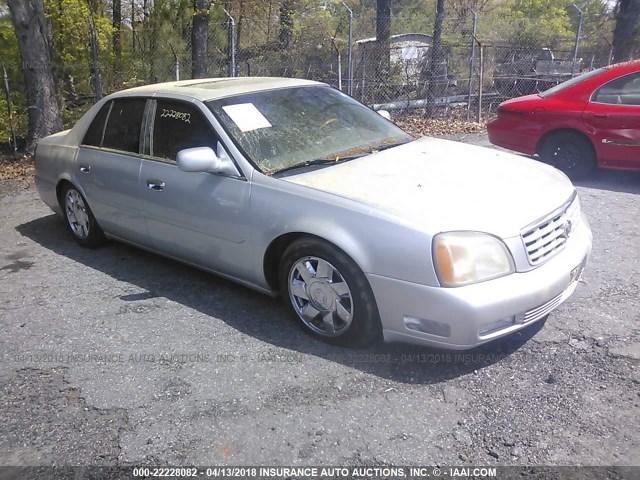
[[34, 78, 592, 349]]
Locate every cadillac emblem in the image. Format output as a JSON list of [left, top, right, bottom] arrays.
[[561, 220, 573, 238]]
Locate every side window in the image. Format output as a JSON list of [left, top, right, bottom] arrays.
[[593, 72, 640, 105], [152, 100, 218, 162], [102, 98, 147, 153], [82, 101, 111, 147]]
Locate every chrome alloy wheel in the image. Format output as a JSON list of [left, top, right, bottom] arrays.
[[65, 189, 90, 239], [288, 256, 354, 337]]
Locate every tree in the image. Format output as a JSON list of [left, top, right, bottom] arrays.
[[45, 0, 112, 99], [236, 0, 297, 62], [278, 0, 294, 48], [505, 0, 574, 47], [113, 0, 122, 87], [8, 0, 62, 153], [426, 0, 445, 117], [613, 0, 640, 60], [192, 0, 210, 78], [376, 0, 391, 78]]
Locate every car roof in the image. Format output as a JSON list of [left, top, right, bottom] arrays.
[[111, 77, 325, 101], [604, 59, 640, 76]]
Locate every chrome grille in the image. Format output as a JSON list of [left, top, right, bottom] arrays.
[[521, 195, 581, 266]]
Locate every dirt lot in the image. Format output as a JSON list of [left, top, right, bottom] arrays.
[[0, 132, 639, 468]]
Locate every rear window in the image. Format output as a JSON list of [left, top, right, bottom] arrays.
[[592, 72, 640, 105], [539, 67, 608, 98], [82, 101, 111, 147]]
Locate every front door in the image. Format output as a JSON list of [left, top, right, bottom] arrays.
[[138, 98, 253, 279]]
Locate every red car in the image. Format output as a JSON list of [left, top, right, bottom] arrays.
[[487, 60, 640, 178]]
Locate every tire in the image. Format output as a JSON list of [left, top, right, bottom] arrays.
[[61, 184, 107, 247], [279, 238, 382, 346], [539, 131, 596, 179]]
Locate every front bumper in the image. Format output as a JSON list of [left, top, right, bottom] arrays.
[[368, 215, 592, 350]]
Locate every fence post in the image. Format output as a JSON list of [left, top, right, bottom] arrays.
[[466, 9, 477, 120], [361, 47, 367, 102], [342, 2, 354, 95], [338, 50, 342, 90], [605, 37, 614, 65], [223, 8, 236, 77], [170, 44, 180, 81], [1, 62, 18, 157], [571, 4, 583, 76], [477, 42, 483, 123], [330, 36, 343, 90]]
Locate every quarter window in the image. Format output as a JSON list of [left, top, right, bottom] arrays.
[[593, 72, 640, 105], [151, 100, 219, 162], [82, 101, 111, 147], [102, 98, 147, 153]]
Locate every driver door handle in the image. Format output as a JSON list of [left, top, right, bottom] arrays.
[[146, 179, 165, 191], [592, 113, 609, 119]]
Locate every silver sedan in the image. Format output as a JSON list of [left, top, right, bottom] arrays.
[[34, 77, 592, 349]]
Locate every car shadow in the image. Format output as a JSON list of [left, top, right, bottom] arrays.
[[16, 214, 546, 385], [573, 168, 640, 195]]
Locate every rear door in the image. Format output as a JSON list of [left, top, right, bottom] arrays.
[[138, 98, 253, 278], [582, 71, 640, 170], [77, 97, 150, 243]]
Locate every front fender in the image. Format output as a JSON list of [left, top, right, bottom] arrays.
[[251, 174, 439, 289]]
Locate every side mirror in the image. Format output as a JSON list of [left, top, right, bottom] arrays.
[[377, 109, 391, 121], [177, 147, 220, 172], [176, 143, 241, 177]]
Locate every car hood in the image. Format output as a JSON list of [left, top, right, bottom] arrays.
[[283, 137, 575, 238]]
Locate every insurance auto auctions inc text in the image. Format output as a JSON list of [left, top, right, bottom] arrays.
[[201, 466, 498, 478]]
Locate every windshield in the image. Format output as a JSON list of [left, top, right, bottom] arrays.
[[207, 86, 412, 174], [539, 67, 608, 97]]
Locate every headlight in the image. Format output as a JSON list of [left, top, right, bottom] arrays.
[[433, 232, 515, 287]]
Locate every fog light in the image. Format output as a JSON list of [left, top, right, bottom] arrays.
[[479, 316, 515, 337], [404, 316, 451, 337]]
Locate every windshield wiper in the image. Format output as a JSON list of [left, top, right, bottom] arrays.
[[270, 153, 368, 176], [268, 158, 339, 176], [371, 139, 412, 152], [268, 139, 411, 176]]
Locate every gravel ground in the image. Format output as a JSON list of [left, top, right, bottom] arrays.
[[0, 133, 639, 468]]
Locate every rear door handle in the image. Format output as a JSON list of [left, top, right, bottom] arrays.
[[79, 165, 91, 173], [146, 179, 165, 191]]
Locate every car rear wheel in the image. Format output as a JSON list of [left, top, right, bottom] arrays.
[[61, 184, 107, 247], [279, 238, 381, 346], [539, 131, 596, 179]]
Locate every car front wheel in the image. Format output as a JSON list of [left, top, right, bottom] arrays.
[[61, 184, 107, 247], [539, 131, 596, 179], [279, 238, 381, 346]]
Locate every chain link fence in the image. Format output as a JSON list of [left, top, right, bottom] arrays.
[[0, 3, 624, 145]]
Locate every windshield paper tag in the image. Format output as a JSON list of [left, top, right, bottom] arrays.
[[222, 103, 272, 132]]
